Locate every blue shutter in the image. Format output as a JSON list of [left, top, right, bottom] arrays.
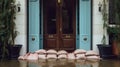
[[29, 0, 40, 52], [79, 0, 91, 50]]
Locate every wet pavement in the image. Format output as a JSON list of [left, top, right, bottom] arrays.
[[0, 59, 120, 67]]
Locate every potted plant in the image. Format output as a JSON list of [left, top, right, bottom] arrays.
[[0, 0, 22, 59], [0, 42, 1, 59], [97, 0, 116, 59], [107, 0, 120, 58], [107, 26, 120, 57]]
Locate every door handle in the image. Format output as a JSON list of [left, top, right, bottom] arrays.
[[83, 37, 87, 41], [60, 27, 62, 32], [32, 37, 35, 41], [66, 35, 70, 38], [48, 35, 53, 38]]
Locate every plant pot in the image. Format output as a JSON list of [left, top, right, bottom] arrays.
[[112, 41, 120, 58], [9, 44, 22, 59], [0, 42, 2, 59], [97, 44, 116, 59]]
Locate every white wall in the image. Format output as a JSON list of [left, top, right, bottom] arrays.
[[15, 0, 27, 55], [92, 0, 103, 53], [92, 0, 109, 53]]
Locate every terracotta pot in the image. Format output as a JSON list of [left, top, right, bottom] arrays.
[[112, 41, 120, 56]]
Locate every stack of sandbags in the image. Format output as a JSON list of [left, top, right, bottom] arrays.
[[35, 49, 46, 59], [67, 53, 76, 59], [18, 49, 100, 61], [26, 52, 39, 60], [74, 49, 86, 60], [57, 50, 68, 59], [85, 50, 100, 61], [18, 52, 31, 60], [46, 49, 57, 59]]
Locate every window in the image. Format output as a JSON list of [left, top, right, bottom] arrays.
[[109, 0, 120, 24]]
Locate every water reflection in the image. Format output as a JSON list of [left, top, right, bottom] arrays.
[[0, 59, 120, 67], [19, 59, 99, 67], [98, 60, 120, 67]]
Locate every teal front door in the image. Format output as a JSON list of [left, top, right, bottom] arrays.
[[28, 0, 91, 52]]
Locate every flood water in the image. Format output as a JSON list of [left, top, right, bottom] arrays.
[[0, 59, 120, 67]]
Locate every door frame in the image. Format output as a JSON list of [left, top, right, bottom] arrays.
[[27, 0, 93, 52]]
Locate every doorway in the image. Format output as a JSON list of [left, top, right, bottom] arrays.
[[28, 0, 92, 52], [43, 0, 76, 52]]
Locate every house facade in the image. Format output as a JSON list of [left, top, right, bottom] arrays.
[[15, 0, 108, 55]]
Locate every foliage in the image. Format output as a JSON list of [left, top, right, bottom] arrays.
[[101, 0, 108, 44], [107, 0, 120, 57], [101, 0, 120, 44], [107, 0, 120, 42], [107, 26, 120, 42], [0, 0, 17, 59]]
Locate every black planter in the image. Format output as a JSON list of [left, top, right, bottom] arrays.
[[9, 44, 22, 59], [97, 44, 117, 59], [0, 42, 2, 59]]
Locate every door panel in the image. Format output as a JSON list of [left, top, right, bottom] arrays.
[[43, 0, 76, 52], [44, 35, 58, 50], [29, 0, 40, 52], [44, 39, 57, 48], [60, 38, 75, 48], [60, 0, 76, 51], [43, 0, 58, 50], [79, 0, 91, 50]]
